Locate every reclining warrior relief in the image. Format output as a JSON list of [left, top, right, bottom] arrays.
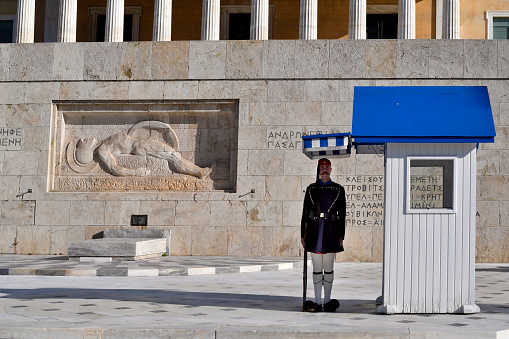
[[66, 121, 212, 179]]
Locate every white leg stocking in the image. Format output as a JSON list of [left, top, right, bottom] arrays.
[[323, 253, 335, 303], [310, 252, 328, 305], [312, 271, 323, 305]]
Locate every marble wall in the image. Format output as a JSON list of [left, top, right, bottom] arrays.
[[0, 39, 508, 262]]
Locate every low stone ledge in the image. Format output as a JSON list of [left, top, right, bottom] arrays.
[[68, 238, 166, 261]]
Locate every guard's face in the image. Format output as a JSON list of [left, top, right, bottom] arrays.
[[319, 164, 332, 181]]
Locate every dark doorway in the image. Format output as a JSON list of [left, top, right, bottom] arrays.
[[95, 14, 134, 42], [366, 14, 397, 39], [229, 13, 251, 40]]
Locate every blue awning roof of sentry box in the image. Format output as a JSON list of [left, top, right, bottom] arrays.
[[352, 86, 496, 144]]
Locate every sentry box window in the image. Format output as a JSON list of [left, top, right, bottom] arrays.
[[406, 157, 455, 214]]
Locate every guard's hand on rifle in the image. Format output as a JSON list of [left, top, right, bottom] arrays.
[[301, 237, 305, 248]]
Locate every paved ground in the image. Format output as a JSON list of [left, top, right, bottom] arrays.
[[0, 255, 508, 338]]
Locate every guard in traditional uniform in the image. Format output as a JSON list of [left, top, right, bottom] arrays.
[[301, 158, 346, 312]]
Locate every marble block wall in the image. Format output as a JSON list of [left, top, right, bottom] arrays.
[[0, 39, 508, 262]]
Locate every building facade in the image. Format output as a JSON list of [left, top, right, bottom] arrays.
[[0, 0, 508, 262], [1, 0, 509, 42]]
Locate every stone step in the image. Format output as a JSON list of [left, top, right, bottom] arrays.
[[68, 238, 167, 261]]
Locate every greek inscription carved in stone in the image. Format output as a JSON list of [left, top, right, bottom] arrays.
[[267, 129, 302, 150], [344, 176, 384, 227], [0, 127, 22, 149], [410, 167, 443, 209]]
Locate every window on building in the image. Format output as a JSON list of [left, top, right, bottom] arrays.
[[406, 157, 455, 213], [486, 11, 509, 39], [88, 6, 141, 42], [493, 17, 509, 39], [366, 14, 397, 39], [0, 16, 15, 43], [220, 5, 274, 40], [229, 13, 251, 40]]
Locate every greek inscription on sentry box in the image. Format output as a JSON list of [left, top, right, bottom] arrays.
[[344, 176, 384, 227], [0, 127, 22, 150], [267, 128, 303, 150]]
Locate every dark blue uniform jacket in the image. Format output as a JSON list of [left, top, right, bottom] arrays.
[[301, 180, 346, 253]]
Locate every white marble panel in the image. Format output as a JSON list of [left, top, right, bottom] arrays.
[[70, 200, 105, 226], [128, 81, 164, 100], [267, 80, 306, 102], [175, 200, 211, 226], [36, 200, 71, 226], [191, 226, 227, 255], [163, 81, 199, 99], [248, 150, 284, 176], [464, 40, 498, 79], [50, 226, 85, 255], [294, 40, 329, 78], [226, 41, 263, 79], [1, 201, 35, 226], [0, 83, 26, 105], [262, 40, 295, 78], [14, 225, 51, 254], [189, 41, 226, 79], [0, 225, 17, 253], [140, 200, 175, 226], [429, 40, 464, 78], [25, 83, 61, 104], [3, 150, 39, 175], [329, 40, 366, 79], [151, 41, 189, 80], [265, 175, 301, 201], [233, 80, 268, 103], [83, 42, 119, 80], [210, 200, 247, 227], [366, 40, 397, 78], [397, 40, 429, 78], [9, 43, 54, 81], [117, 42, 152, 80], [246, 200, 282, 226], [53, 43, 84, 80], [499, 41, 509, 78], [249, 102, 286, 126]]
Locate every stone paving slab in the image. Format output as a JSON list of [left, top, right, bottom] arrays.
[[0, 257, 508, 338], [0, 255, 303, 277]]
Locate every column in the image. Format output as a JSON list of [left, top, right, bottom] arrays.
[[15, 0, 36, 43], [250, 0, 269, 40], [201, 0, 220, 40], [348, 0, 366, 39], [442, 0, 460, 39], [153, 0, 172, 41], [105, 0, 124, 42], [299, 0, 317, 39], [397, 0, 415, 39], [57, 0, 77, 42]]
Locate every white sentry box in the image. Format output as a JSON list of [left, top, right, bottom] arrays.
[[351, 86, 496, 314]]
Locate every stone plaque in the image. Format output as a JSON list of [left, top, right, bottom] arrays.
[[49, 101, 238, 192]]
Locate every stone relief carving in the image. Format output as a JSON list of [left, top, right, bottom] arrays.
[[50, 100, 237, 192], [66, 121, 212, 179]]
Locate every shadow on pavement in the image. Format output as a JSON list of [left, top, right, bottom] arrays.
[[0, 287, 377, 313]]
